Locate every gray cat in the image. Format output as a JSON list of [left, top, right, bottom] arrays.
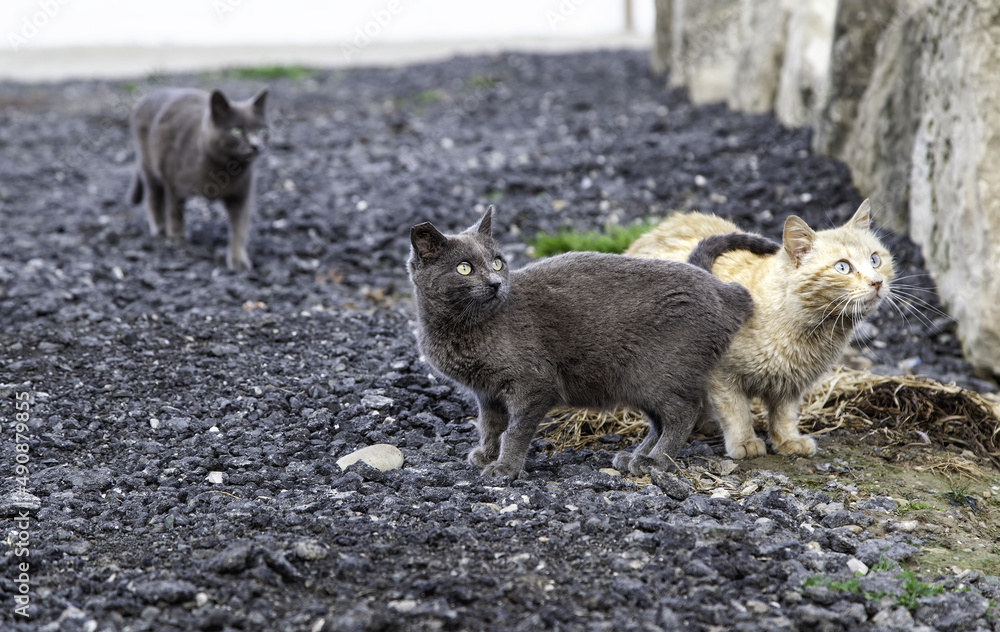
[[408, 208, 779, 479], [128, 87, 268, 270]]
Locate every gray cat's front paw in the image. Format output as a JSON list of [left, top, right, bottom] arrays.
[[480, 461, 522, 481], [227, 250, 252, 272]]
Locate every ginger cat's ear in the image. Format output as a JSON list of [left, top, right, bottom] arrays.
[[783, 216, 816, 267], [476, 205, 494, 237], [847, 199, 871, 230]]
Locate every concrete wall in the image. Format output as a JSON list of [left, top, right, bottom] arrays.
[[652, 0, 1000, 377]]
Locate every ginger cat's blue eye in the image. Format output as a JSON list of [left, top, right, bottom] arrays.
[[834, 260, 853, 275], [457, 262, 472, 275], [230, 127, 244, 137], [870, 253, 881, 267], [492, 257, 503, 271]]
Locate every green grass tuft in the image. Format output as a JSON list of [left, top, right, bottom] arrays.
[[414, 89, 444, 104], [226, 65, 313, 80], [527, 222, 656, 258], [466, 74, 502, 90], [899, 500, 941, 514], [804, 569, 946, 612], [897, 571, 944, 610], [870, 549, 901, 573]]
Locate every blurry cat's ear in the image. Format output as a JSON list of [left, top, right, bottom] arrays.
[[783, 216, 816, 267], [251, 88, 268, 117], [847, 199, 871, 230], [411, 222, 448, 262], [210, 90, 232, 123], [476, 206, 494, 237]]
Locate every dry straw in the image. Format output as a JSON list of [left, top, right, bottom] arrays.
[[542, 366, 1000, 470]]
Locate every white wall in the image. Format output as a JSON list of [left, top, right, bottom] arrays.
[[3, 0, 655, 51]]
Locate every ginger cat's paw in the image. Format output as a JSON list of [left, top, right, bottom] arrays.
[[774, 436, 816, 457], [728, 438, 767, 459], [468, 448, 497, 468]]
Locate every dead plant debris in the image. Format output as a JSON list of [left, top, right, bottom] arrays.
[[542, 366, 1000, 470]]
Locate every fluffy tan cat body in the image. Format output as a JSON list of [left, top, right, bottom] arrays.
[[626, 201, 893, 459]]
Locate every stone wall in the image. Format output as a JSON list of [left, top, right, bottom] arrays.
[[651, 0, 1000, 376]]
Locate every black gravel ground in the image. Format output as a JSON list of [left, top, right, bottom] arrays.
[[1, 50, 998, 631]]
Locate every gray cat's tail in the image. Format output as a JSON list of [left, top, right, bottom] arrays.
[[687, 232, 780, 272], [129, 172, 143, 205]]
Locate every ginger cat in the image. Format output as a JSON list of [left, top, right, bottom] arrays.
[[626, 200, 894, 459]]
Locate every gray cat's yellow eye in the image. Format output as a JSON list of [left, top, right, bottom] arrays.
[[834, 260, 853, 275], [457, 262, 472, 275], [870, 253, 881, 267], [491, 257, 503, 271], [230, 127, 244, 137]]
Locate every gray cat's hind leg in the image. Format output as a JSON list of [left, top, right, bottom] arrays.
[[480, 399, 549, 480], [223, 194, 253, 271], [469, 395, 508, 469], [625, 402, 697, 476], [164, 188, 186, 239], [613, 425, 658, 472], [143, 175, 167, 236]]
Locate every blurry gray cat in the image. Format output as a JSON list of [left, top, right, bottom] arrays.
[[129, 87, 268, 270], [408, 207, 779, 480]]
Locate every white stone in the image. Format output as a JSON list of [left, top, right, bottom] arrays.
[[336, 444, 404, 472], [847, 557, 869, 575], [293, 539, 329, 560], [206, 471, 225, 484], [361, 393, 394, 410]]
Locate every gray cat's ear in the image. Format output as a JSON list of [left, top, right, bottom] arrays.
[[782, 216, 816, 267], [411, 222, 448, 262], [251, 88, 268, 117], [847, 199, 871, 230], [476, 206, 494, 237], [210, 90, 232, 123]]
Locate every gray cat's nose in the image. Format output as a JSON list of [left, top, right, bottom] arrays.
[[487, 280, 501, 295]]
